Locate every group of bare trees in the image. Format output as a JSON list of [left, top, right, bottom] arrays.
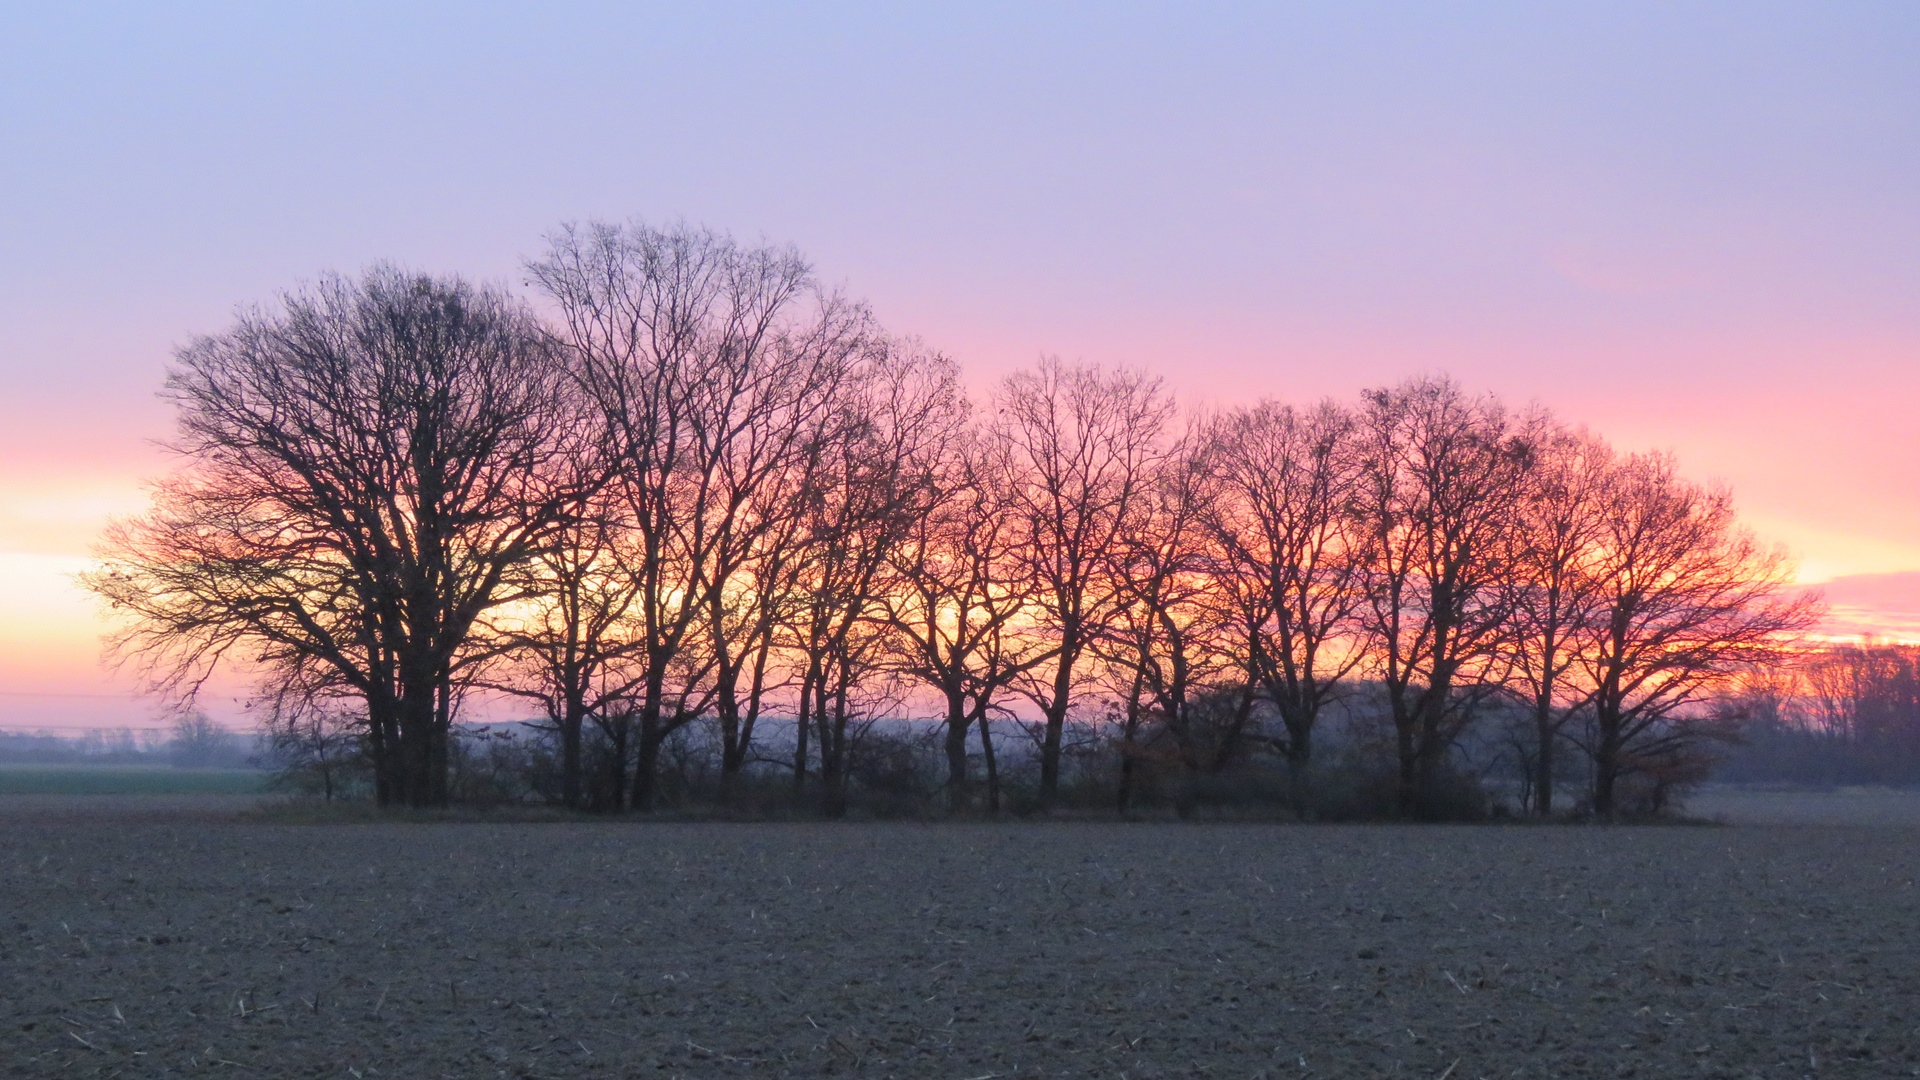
[[1719, 643, 1920, 787], [87, 221, 1817, 816]]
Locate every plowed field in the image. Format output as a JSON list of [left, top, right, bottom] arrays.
[[4, 809, 1917, 1078]]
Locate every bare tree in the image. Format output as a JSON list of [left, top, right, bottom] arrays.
[[260, 689, 364, 801], [167, 712, 239, 768], [1802, 647, 1870, 742], [88, 225, 1822, 821], [87, 267, 595, 806], [1577, 452, 1819, 817], [1201, 399, 1367, 812], [881, 433, 1039, 811], [1501, 419, 1612, 815], [528, 220, 876, 809], [1099, 429, 1240, 811], [786, 341, 966, 813], [993, 358, 1172, 807], [1805, 645, 1920, 779], [700, 341, 891, 804], [1352, 376, 1533, 817], [479, 494, 645, 809]]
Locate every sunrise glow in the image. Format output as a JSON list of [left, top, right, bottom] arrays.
[[4, 6, 1918, 731]]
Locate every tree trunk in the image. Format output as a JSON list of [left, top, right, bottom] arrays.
[[560, 694, 585, 810], [1532, 695, 1555, 818], [822, 679, 852, 819], [944, 692, 970, 813], [817, 694, 841, 818], [980, 712, 1000, 814], [1116, 676, 1145, 815], [600, 712, 629, 812], [719, 669, 765, 806], [429, 675, 452, 806], [792, 671, 815, 796], [1415, 721, 1444, 819], [1037, 646, 1074, 807], [396, 680, 440, 808], [1394, 711, 1418, 818], [1210, 688, 1257, 774], [367, 702, 397, 807], [631, 699, 664, 811], [1400, 675, 1453, 819], [1592, 714, 1621, 819], [1285, 721, 1313, 819], [715, 696, 743, 805], [712, 631, 746, 803]]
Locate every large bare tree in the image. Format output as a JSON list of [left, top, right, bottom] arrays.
[[479, 493, 645, 809], [1353, 376, 1533, 817], [527, 220, 876, 808], [993, 358, 1172, 807], [1201, 399, 1367, 811], [88, 267, 596, 806], [1099, 428, 1240, 811], [1577, 452, 1818, 817], [881, 432, 1039, 811], [1801, 644, 1920, 750], [1501, 418, 1612, 815], [786, 340, 965, 813]]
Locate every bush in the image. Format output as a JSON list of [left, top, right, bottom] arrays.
[[261, 707, 369, 800], [169, 713, 247, 769], [447, 725, 547, 805]]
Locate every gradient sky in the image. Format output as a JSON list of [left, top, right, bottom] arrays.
[[3, 2, 1918, 728]]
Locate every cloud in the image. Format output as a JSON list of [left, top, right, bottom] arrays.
[[1807, 571, 1920, 642]]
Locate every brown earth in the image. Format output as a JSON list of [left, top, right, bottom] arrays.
[[3, 807, 1918, 1078]]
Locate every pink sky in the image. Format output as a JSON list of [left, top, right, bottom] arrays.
[[3, 3, 1916, 728]]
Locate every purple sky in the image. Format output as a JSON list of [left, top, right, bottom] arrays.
[[3, 2, 1917, 726]]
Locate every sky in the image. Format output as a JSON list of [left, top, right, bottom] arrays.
[[2, 1, 1917, 729]]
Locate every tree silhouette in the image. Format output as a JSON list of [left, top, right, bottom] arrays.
[[88, 267, 596, 806]]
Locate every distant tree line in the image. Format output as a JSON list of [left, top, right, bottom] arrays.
[[1716, 643, 1920, 787], [87, 221, 1818, 818], [0, 715, 252, 770]]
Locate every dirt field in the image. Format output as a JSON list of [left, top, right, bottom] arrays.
[[4, 808, 1918, 1078], [0, 766, 270, 797], [1690, 784, 1920, 827]]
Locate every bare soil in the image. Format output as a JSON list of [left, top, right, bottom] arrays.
[[4, 810, 1918, 1078], [1690, 784, 1920, 827]]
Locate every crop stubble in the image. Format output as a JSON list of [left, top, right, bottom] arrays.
[[3, 814, 1917, 1078]]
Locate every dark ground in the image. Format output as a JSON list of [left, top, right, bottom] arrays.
[[3, 800, 1918, 1078]]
